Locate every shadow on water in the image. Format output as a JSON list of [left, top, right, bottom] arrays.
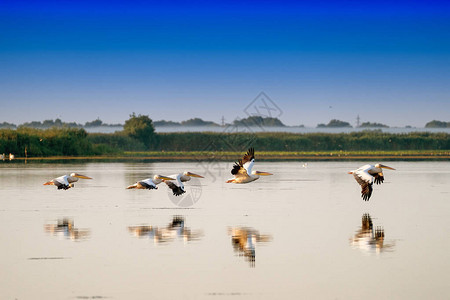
[[44, 218, 91, 241], [128, 215, 203, 244], [228, 227, 272, 267], [350, 213, 395, 255]]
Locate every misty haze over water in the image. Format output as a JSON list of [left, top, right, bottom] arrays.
[[83, 126, 450, 134]]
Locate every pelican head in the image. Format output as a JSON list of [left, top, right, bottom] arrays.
[[252, 171, 273, 176], [69, 173, 93, 179], [374, 164, 396, 170], [183, 171, 204, 178]]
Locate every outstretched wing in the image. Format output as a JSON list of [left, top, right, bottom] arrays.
[[353, 170, 374, 201], [374, 173, 384, 185], [45, 175, 70, 190], [139, 178, 157, 189], [165, 181, 185, 196], [231, 147, 255, 175], [127, 178, 157, 190]]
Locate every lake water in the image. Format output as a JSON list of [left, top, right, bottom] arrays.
[[1, 161, 449, 299]]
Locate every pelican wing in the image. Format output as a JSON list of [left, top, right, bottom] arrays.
[[52, 175, 70, 190], [374, 173, 384, 185], [165, 181, 185, 196], [353, 170, 373, 201], [55, 175, 70, 186], [140, 178, 157, 189], [241, 147, 255, 174], [231, 147, 255, 175]]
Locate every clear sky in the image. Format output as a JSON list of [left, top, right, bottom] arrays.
[[1, 0, 449, 127]]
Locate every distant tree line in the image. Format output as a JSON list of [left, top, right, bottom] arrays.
[[0, 118, 122, 130], [2, 116, 448, 129], [1, 114, 450, 157], [425, 120, 450, 128]]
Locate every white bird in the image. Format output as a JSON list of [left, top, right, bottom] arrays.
[[43, 173, 92, 190], [165, 171, 204, 196], [348, 163, 395, 201], [226, 147, 272, 184], [126, 175, 175, 190]]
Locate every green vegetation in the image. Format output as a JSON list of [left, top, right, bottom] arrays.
[[317, 119, 352, 128], [233, 116, 285, 127], [359, 122, 389, 128], [425, 120, 450, 128], [1, 117, 449, 159], [154, 120, 182, 127], [0, 127, 100, 156], [156, 131, 449, 152], [5, 118, 122, 129], [0, 122, 16, 129], [181, 118, 220, 126], [154, 118, 221, 127], [19, 118, 82, 129], [122, 113, 158, 149]]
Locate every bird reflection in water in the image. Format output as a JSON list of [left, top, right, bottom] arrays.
[[128, 216, 203, 245], [228, 227, 272, 267], [350, 214, 395, 254], [44, 218, 90, 241]]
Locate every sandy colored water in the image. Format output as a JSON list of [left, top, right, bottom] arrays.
[[1, 161, 449, 299]]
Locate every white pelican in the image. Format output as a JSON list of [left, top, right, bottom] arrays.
[[126, 175, 175, 190], [226, 147, 272, 184], [165, 171, 204, 196], [43, 173, 92, 190], [348, 163, 395, 201]]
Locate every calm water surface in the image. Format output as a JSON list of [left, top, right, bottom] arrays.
[[1, 161, 449, 299]]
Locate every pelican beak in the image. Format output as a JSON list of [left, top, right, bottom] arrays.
[[74, 174, 92, 179], [379, 164, 395, 170], [255, 171, 273, 176], [159, 176, 176, 181], [187, 172, 204, 178]]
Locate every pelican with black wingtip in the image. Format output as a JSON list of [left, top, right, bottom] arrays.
[[226, 147, 273, 184], [165, 171, 204, 196], [126, 175, 175, 190], [348, 163, 395, 201], [43, 173, 92, 190]]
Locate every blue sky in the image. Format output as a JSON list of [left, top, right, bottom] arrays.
[[1, 1, 449, 127]]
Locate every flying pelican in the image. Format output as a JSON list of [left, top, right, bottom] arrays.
[[348, 163, 395, 201], [226, 147, 272, 183], [165, 171, 204, 196], [126, 175, 175, 190], [43, 173, 92, 190]]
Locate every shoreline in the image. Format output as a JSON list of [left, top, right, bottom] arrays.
[[2, 151, 449, 162]]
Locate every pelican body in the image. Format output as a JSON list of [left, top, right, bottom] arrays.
[[126, 175, 175, 190], [43, 173, 92, 190], [226, 147, 272, 184], [165, 171, 204, 196], [349, 163, 395, 201]]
